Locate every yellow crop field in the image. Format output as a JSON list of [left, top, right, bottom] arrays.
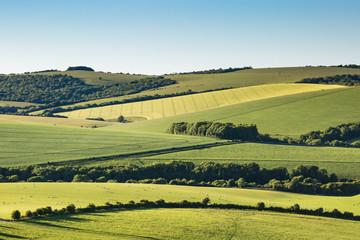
[[59, 83, 345, 120]]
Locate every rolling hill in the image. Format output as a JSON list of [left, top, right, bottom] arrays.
[[57, 83, 344, 120]]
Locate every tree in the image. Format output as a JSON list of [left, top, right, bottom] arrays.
[[72, 174, 90, 182], [66, 204, 76, 213], [256, 202, 265, 211], [202, 197, 211, 205], [11, 210, 21, 220], [25, 210, 33, 218], [117, 115, 125, 122]]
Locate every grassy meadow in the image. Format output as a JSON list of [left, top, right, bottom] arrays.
[[58, 83, 343, 120], [1, 183, 360, 219], [141, 142, 360, 178], [0, 121, 215, 166], [112, 86, 360, 136], [1, 208, 360, 239]]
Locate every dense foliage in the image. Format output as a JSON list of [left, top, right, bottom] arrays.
[[166, 66, 253, 75], [13, 198, 360, 222], [297, 74, 360, 86], [66, 66, 94, 71], [167, 121, 259, 140], [283, 122, 360, 147], [0, 74, 176, 105], [1, 161, 358, 195], [332, 64, 360, 69]]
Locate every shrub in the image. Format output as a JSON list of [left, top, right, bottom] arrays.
[[65, 204, 76, 213], [202, 197, 211, 205], [256, 202, 265, 211], [11, 210, 21, 220], [25, 210, 33, 218]]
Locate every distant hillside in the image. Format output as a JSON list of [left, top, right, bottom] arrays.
[[0, 74, 176, 105], [58, 83, 343, 120]]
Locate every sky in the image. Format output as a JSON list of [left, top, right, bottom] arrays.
[[0, 0, 359, 74]]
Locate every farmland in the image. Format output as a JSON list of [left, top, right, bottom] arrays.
[[58, 83, 344, 120], [1, 183, 360, 219], [113, 86, 360, 136], [0, 121, 215, 166], [1, 208, 360, 239], [141, 142, 360, 178]]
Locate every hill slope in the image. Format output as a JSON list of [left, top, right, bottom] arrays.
[[1, 209, 360, 239], [58, 83, 344, 120], [111, 86, 360, 136]]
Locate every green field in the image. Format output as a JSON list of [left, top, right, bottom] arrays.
[[140, 142, 360, 178], [58, 83, 343, 120], [0, 100, 41, 107], [112, 86, 360, 136], [0, 121, 215, 166], [1, 183, 360, 219], [1, 208, 359, 239]]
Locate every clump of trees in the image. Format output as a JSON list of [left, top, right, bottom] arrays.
[[66, 66, 95, 71], [167, 121, 259, 141], [331, 64, 360, 69], [283, 122, 360, 147], [297, 74, 360, 86]]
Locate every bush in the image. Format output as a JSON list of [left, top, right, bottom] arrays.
[[65, 204, 76, 213], [202, 197, 211, 205], [256, 202, 265, 211], [25, 210, 33, 218], [11, 210, 21, 220]]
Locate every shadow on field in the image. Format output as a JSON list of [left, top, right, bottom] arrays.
[[42, 141, 242, 166], [0, 232, 27, 239]]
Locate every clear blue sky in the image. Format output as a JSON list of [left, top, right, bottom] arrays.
[[1, 0, 359, 74]]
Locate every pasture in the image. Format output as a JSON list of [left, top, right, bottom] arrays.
[[1, 208, 360, 239], [58, 83, 343, 120], [1, 183, 360, 220], [113, 86, 360, 136], [0, 121, 215, 166], [141, 142, 360, 178]]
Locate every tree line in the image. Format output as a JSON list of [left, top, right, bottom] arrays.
[[165, 66, 253, 75], [283, 122, 360, 147], [1, 161, 359, 196], [0, 74, 176, 106], [11, 198, 360, 222], [167, 122, 260, 140], [297, 74, 360, 86]]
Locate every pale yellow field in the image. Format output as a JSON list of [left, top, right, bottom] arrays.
[[59, 83, 345, 120], [0, 114, 117, 128]]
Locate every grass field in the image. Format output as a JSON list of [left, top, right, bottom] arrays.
[[0, 121, 215, 166], [140, 142, 360, 178], [1, 208, 360, 239], [0, 101, 40, 107], [1, 183, 360, 219], [0, 114, 116, 128], [58, 83, 344, 120], [112, 86, 360, 136]]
